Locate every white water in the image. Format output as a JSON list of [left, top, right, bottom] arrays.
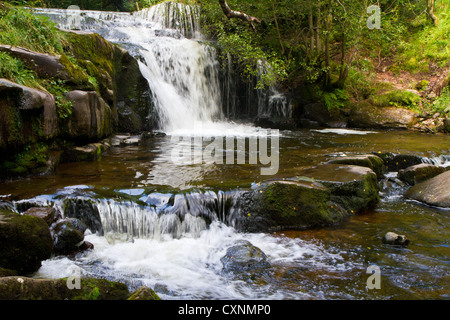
[[34, 3, 288, 137]]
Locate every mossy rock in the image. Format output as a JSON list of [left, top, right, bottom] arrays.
[[235, 180, 349, 232], [128, 286, 161, 300], [0, 277, 130, 300], [0, 267, 17, 277], [398, 163, 445, 185], [294, 164, 380, 214], [0, 211, 53, 274]]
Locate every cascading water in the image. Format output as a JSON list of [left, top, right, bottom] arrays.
[[34, 2, 292, 135]]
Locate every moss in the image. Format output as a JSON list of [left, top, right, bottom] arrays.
[[69, 278, 130, 300], [128, 286, 162, 300], [258, 181, 342, 229], [369, 89, 421, 111], [58, 54, 95, 90]]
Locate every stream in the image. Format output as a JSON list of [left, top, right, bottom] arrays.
[[2, 3, 447, 300]]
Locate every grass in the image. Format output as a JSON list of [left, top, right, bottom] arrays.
[[0, 52, 40, 87], [394, 1, 450, 74], [0, 5, 66, 55]]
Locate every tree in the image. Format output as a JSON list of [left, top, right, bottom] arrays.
[[218, 0, 261, 32], [426, 0, 438, 26]]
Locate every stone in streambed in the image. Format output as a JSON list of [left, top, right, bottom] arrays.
[[328, 154, 385, 178], [398, 163, 445, 186], [235, 180, 349, 233], [0, 211, 53, 274], [23, 207, 59, 226], [382, 232, 410, 247], [295, 164, 380, 214], [221, 240, 270, 273], [0, 276, 130, 300], [128, 286, 161, 300], [405, 171, 450, 208], [52, 218, 87, 256]]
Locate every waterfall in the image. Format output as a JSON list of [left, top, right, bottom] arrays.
[[33, 2, 293, 135]]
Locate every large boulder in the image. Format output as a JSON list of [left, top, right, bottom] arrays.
[[405, 171, 450, 208], [234, 180, 349, 233], [0, 211, 53, 274], [376, 152, 424, 172], [348, 102, 416, 130], [398, 163, 446, 185], [0, 277, 130, 300], [23, 207, 60, 226], [0, 79, 57, 150], [295, 164, 380, 214], [67, 90, 113, 141]]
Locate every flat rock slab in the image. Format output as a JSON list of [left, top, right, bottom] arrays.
[[398, 163, 446, 185], [405, 171, 450, 208]]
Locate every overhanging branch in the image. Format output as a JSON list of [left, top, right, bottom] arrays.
[[218, 0, 261, 32]]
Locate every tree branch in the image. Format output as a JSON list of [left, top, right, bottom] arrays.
[[218, 0, 261, 32]]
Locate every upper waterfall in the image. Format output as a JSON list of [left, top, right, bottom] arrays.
[[33, 2, 292, 136]]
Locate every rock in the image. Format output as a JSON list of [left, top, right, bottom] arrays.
[[220, 240, 270, 273], [67, 90, 113, 141], [0, 267, 17, 277], [0, 276, 130, 300], [382, 232, 410, 247], [52, 218, 87, 255], [122, 135, 141, 146], [444, 118, 450, 133], [348, 102, 416, 130], [328, 154, 385, 178], [23, 207, 59, 226], [405, 171, 450, 208], [376, 153, 424, 172], [63, 198, 103, 235], [128, 286, 161, 300], [78, 241, 94, 251], [0, 211, 53, 274], [295, 164, 380, 214], [0, 45, 68, 80], [61, 142, 108, 163], [0, 79, 57, 150], [235, 180, 349, 233], [398, 163, 446, 185]]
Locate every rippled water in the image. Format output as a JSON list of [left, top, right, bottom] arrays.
[[1, 129, 449, 300]]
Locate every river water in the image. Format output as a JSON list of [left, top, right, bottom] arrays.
[[3, 3, 447, 300]]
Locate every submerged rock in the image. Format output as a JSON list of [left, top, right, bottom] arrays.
[[398, 163, 445, 186], [0, 277, 130, 300], [0, 211, 53, 274], [221, 240, 270, 273], [382, 232, 410, 247], [405, 171, 450, 208]]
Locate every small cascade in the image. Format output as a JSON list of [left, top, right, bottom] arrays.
[[421, 154, 450, 167]]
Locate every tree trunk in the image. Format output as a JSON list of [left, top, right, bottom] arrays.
[[309, 4, 315, 56], [427, 0, 438, 26], [218, 0, 261, 32]]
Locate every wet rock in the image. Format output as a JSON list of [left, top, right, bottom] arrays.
[[398, 163, 445, 186], [405, 171, 450, 208], [60, 142, 108, 163], [128, 286, 161, 300], [235, 180, 349, 232], [295, 164, 380, 215], [52, 218, 87, 255], [328, 154, 385, 178], [0, 276, 130, 300], [0, 211, 53, 274], [382, 232, 410, 247], [23, 207, 59, 226], [221, 240, 270, 273], [67, 90, 113, 141], [122, 135, 141, 146], [64, 198, 103, 235], [376, 153, 424, 172]]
